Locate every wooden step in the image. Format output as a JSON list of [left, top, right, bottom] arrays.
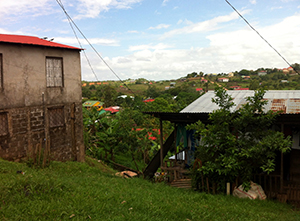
[[170, 179, 192, 189]]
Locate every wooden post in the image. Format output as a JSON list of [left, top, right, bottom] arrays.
[[27, 108, 33, 161], [159, 117, 164, 168], [227, 182, 230, 195], [71, 103, 77, 161], [212, 183, 216, 194], [38, 138, 42, 165], [201, 173, 204, 192], [281, 123, 284, 193], [206, 177, 210, 193], [42, 92, 50, 157], [174, 124, 177, 165]]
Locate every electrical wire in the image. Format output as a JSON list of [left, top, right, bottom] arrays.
[[225, 0, 299, 75], [55, 0, 137, 96], [57, 0, 98, 82]]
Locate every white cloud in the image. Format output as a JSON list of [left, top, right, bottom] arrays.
[[177, 19, 193, 25], [280, 0, 296, 2], [271, 6, 283, 10], [127, 30, 139, 33], [75, 0, 143, 19], [55, 37, 120, 46], [161, 10, 250, 39], [82, 14, 300, 81], [250, 0, 257, 4], [128, 43, 172, 51], [162, 0, 169, 6], [0, 0, 144, 22], [0, 28, 24, 35], [148, 24, 170, 30], [0, 0, 53, 22]]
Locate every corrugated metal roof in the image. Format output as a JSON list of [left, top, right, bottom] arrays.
[[180, 90, 300, 114], [0, 34, 82, 50], [83, 101, 103, 107]]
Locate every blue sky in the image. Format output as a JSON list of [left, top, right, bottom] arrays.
[[0, 0, 299, 81]]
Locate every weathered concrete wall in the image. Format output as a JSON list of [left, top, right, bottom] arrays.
[[0, 42, 84, 162], [0, 43, 82, 109]]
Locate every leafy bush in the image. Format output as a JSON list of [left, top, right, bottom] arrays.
[[187, 87, 292, 190]]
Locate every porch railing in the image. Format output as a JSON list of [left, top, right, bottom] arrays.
[[253, 174, 281, 199]]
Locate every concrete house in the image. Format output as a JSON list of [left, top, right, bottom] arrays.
[[217, 78, 229, 82], [0, 34, 84, 162], [258, 70, 267, 76]]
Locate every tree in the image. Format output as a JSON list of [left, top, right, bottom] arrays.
[[89, 84, 96, 90], [143, 97, 174, 112], [238, 69, 251, 76], [187, 87, 292, 189], [146, 85, 161, 98], [135, 78, 148, 84], [82, 86, 92, 98], [187, 72, 198, 78], [83, 106, 162, 169], [291, 63, 300, 73], [96, 85, 118, 107], [249, 79, 259, 90]]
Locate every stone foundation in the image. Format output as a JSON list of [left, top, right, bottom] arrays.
[[0, 103, 84, 162]]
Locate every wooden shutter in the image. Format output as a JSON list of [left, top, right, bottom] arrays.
[[46, 57, 63, 87]]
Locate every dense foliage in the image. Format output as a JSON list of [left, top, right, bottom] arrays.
[[81, 65, 299, 177], [187, 87, 292, 189], [83, 107, 173, 171]]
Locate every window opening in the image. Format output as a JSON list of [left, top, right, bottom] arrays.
[[46, 57, 63, 87], [48, 107, 64, 128]]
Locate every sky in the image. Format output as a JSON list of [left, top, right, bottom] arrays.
[[0, 0, 300, 82]]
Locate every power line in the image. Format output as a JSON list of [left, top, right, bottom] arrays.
[[55, 0, 137, 96], [57, 0, 98, 82], [225, 0, 299, 74]]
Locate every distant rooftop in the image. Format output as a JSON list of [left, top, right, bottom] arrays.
[[180, 90, 300, 114]]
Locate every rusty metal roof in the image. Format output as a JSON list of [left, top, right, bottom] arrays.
[[180, 90, 300, 114]]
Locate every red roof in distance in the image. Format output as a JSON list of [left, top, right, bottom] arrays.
[[104, 107, 119, 113], [0, 34, 82, 50], [143, 99, 155, 103]]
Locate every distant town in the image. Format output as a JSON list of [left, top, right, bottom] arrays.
[[82, 64, 300, 100]]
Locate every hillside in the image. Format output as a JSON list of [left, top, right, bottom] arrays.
[[82, 66, 300, 102], [1, 158, 300, 220]]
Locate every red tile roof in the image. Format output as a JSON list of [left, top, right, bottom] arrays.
[[0, 34, 82, 50]]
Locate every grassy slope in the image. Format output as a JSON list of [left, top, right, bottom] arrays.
[[1, 158, 299, 221]]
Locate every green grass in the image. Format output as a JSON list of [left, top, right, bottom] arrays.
[[1, 158, 299, 221]]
